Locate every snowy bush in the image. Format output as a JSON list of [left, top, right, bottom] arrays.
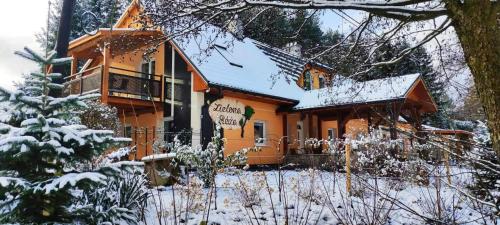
[[74, 167, 149, 225], [349, 129, 406, 177], [79, 99, 121, 135], [173, 125, 251, 187]]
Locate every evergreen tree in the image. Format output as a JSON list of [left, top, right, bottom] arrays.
[[0, 48, 128, 223], [288, 10, 324, 57], [36, 0, 130, 51], [241, 8, 291, 48]]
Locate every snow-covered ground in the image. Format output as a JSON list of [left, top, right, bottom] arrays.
[[141, 167, 497, 225]]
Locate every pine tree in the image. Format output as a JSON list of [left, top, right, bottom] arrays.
[[0, 48, 129, 223]]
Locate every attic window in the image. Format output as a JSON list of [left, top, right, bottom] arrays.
[[304, 71, 312, 90], [213, 44, 243, 68]]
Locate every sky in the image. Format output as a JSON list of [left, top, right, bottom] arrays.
[[0, 0, 49, 91]]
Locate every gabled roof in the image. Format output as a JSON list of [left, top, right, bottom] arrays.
[[293, 74, 427, 110], [172, 26, 305, 102]]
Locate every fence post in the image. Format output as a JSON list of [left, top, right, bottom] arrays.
[[346, 143, 351, 195]]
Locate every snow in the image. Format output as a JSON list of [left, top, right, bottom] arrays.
[[142, 167, 495, 225], [38, 172, 107, 194], [141, 153, 177, 162], [294, 74, 420, 110], [175, 25, 305, 101], [0, 177, 26, 188]]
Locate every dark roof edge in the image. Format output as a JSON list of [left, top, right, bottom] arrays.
[[212, 84, 299, 104]]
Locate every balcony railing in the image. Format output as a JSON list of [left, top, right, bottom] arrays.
[[63, 66, 163, 102], [108, 67, 162, 101]]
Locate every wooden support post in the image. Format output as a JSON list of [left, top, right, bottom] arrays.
[[390, 102, 398, 140], [338, 112, 346, 139], [70, 55, 77, 75], [282, 114, 288, 155], [308, 113, 314, 138], [367, 111, 372, 133], [346, 143, 351, 195], [101, 43, 111, 104], [444, 149, 452, 185], [317, 115, 322, 139]]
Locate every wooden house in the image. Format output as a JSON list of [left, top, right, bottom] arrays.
[[65, 1, 442, 165]]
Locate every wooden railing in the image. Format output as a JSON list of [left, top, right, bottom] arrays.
[[63, 66, 163, 102], [63, 65, 102, 96]]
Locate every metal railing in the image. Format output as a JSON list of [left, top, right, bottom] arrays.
[[108, 67, 162, 101], [63, 66, 163, 101], [63, 65, 102, 96]]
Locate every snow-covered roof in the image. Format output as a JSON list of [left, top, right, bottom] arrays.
[[293, 74, 421, 110], [422, 125, 474, 136], [173, 26, 305, 101]]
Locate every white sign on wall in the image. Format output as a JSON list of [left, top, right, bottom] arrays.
[[208, 98, 246, 130]]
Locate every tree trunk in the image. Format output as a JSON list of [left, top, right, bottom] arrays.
[[446, 0, 500, 154]]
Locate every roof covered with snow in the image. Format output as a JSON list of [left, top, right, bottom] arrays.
[[173, 26, 305, 101], [293, 74, 421, 110]]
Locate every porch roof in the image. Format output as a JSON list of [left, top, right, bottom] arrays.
[[68, 28, 163, 58], [293, 74, 437, 113]]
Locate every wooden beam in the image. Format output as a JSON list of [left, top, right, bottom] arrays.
[[101, 43, 110, 104], [70, 55, 78, 75]]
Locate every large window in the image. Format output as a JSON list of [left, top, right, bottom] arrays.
[[254, 121, 266, 146]]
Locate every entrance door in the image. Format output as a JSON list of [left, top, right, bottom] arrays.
[[297, 121, 304, 149]]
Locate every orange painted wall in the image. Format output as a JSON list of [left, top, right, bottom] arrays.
[[120, 110, 164, 160], [221, 96, 285, 165], [346, 118, 369, 139]]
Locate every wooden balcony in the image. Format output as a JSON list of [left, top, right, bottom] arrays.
[[63, 66, 163, 104]]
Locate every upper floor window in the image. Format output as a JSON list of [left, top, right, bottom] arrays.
[[303, 71, 312, 90], [141, 60, 155, 75], [319, 75, 326, 88]]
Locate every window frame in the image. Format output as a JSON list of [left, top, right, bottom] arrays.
[[319, 75, 325, 88], [327, 128, 337, 140], [124, 124, 133, 138], [141, 60, 156, 75], [254, 121, 267, 146]]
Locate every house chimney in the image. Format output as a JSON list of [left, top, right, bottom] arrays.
[[227, 15, 244, 40], [284, 42, 302, 57]]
